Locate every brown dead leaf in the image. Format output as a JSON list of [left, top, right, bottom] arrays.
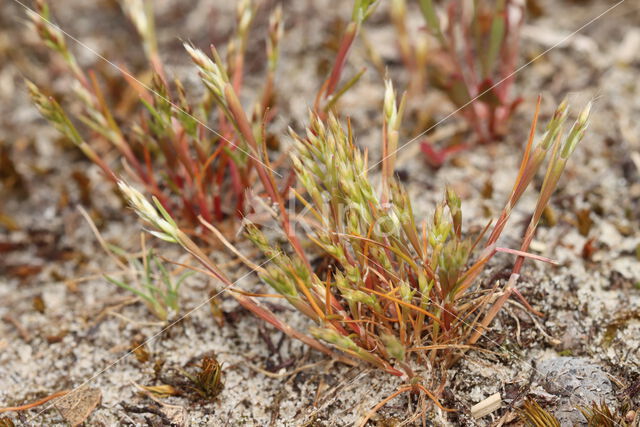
[[576, 208, 593, 236], [481, 178, 493, 199], [46, 330, 68, 344], [6, 264, 43, 280], [131, 339, 150, 363], [139, 385, 179, 398], [53, 387, 101, 427], [32, 295, 46, 313]]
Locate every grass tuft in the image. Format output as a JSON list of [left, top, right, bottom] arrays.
[[182, 356, 224, 400], [520, 399, 560, 427], [122, 87, 590, 401]]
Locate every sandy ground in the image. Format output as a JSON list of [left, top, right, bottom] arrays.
[[1, 0, 639, 425]]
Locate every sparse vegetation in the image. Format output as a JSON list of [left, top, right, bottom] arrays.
[[80, 207, 192, 321], [388, 0, 525, 166], [3, 0, 634, 424]]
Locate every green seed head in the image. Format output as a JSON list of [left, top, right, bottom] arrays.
[[118, 182, 179, 243], [561, 101, 591, 159]]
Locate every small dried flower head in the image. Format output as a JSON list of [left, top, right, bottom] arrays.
[[262, 266, 298, 298], [383, 79, 405, 130], [540, 99, 570, 149], [553, 98, 569, 121], [310, 327, 359, 352], [446, 186, 462, 235], [429, 203, 452, 247], [384, 79, 397, 124], [577, 101, 592, 126], [399, 280, 415, 302], [445, 186, 461, 212]]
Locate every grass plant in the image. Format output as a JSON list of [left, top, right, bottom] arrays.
[[520, 399, 561, 427], [420, 0, 523, 139], [121, 75, 590, 411], [394, 0, 525, 165], [103, 242, 192, 322], [314, 0, 379, 115], [521, 399, 630, 427], [579, 401, 632, 427], [81, 207, 192, 321], [27, 0, 283, 236]]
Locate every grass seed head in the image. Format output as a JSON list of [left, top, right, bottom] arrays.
[[26, 81, 83, 146], [184, 43, 230, 103], [118, 181, 179, 243], [267, 6, 284, 72], [561, 101, 592, 159]]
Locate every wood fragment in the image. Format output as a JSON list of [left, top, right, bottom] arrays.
[[471, 392, 501, 418]]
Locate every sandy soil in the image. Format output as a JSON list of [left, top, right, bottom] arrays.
[[1, 0, 639, 425]]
